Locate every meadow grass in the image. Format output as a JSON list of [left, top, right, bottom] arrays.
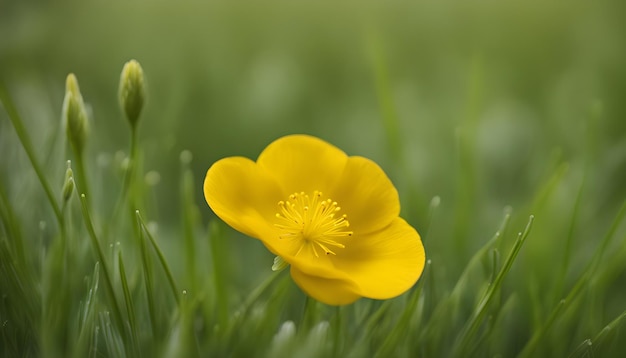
[[2, 63, 626, 357], [2, 2, 626, 357]]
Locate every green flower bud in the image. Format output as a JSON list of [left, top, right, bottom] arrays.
[[62, 160, 75, 202], [63, 73, 89, 154], [118, 59, 146, 128], [62, 177, 75, 203]]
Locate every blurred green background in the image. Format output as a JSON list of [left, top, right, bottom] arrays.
[[2, 0, 626, 347]]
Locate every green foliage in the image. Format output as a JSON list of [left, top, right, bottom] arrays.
[[1, 1, 626, 357]]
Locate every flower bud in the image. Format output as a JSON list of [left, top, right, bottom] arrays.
[[118, 59, 145, 128], [62, 160, 75, 202], [62, 73, 89, 154], [62, 177, 75, 203]]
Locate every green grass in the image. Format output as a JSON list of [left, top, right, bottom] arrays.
[[2, 1, 626, 357]]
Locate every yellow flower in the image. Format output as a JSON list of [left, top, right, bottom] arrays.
[[204, 134, 425, 305]]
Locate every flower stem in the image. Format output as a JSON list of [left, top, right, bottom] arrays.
[[73, 151, 92, 209], [127, 127, 139, 206], [105, 126, 139, 240]]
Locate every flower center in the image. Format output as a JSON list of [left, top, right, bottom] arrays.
[[274, 191, 353, 257]]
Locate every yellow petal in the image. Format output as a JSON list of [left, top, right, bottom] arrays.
[[331, 156, 400, 234], [334, 218, 425, 299], [280, 249, 345, 279], [204, 157, 282, 240], [290, 266, 361, 305], [257, 135, 348, 195]]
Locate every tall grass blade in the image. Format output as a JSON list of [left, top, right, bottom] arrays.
[[136, 212, 157, 338], [180, 152, 198, 292], [78, 193, 127, 349], [118, 250, 139, 357], [519, 200, 626, 357], [0, 83, 63, 226], [136, 210, 180, 305], [452, 215, 534, 355], [208, 220, 228, 327]]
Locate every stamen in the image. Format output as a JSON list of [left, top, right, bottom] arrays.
[[274, 191, 353, 258]]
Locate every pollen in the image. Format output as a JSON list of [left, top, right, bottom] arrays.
[[275, 191, 353, 257]]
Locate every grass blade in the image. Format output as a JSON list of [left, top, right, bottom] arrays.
[[452, 215, 534, 355], [0, 83, 63, 226], [78, 193, 127, 351], [136, 210, 180, 305], [136, 212, 157, 339], [118, 250, 139, 357], [519, 200, 626, 358]]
